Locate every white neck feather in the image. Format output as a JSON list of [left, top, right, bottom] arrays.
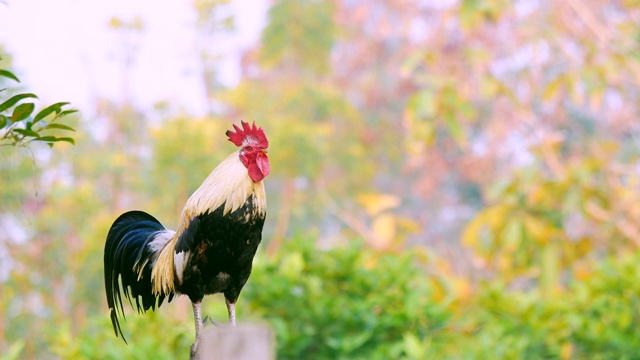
[[176, 150, 266, 236]]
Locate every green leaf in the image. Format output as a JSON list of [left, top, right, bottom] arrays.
[[34, 102, 70, 123], [444, 114, 465, 144], [502, 219, 523, 252], [408, 90, 436, 119], [0, 115, 7, 129], [2, 339, 25, 360], [11, 102, 35, 122], [0, 93, 38, 113], [55, 137, 75, 145], [403, 333, 426, 359], [13, 128, 40, 138], [0, 69, 19, 82], [37, 136, 58, 142], [42, 123, 76, 132], [58, 109, 78, 117]]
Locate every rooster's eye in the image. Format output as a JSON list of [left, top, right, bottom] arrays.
[[246, 146, 253, 151]]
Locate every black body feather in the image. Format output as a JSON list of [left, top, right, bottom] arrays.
[[104, 210, 174, 342], [176, 194, 266, 304]]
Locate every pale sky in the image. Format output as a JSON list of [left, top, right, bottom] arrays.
[[0, 0, 268, 116]]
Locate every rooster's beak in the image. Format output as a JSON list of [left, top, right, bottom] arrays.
[[261, 148, 269, 154]]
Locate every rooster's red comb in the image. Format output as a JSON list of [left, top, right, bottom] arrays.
[[226, 121, 269, 148]]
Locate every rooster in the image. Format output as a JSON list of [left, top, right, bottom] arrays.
[[104, 121, 270, 357]]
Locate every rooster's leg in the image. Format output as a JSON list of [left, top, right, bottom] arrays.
[[190, 301, 203, 359], [226, 298, 236, 326]]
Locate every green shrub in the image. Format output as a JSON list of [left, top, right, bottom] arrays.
[[44, 238, 640, 359], [48, 311, 192, 359], [429, 252, 640, 359], [244, 239, 640, 359], [242, 237, 452, 359]]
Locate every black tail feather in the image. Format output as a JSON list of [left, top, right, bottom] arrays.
[[104, 210, 174, 342]]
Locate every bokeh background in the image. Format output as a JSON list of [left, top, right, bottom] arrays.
[[2, 0, 640, 358]]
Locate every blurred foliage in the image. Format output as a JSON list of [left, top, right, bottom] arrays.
[[0, 69, 76, 148], [39, 237, 640, 359], [455, 250, 640, 359], [463, 139, 640, 294], [2, 0, 640, 358], [260, 0, 336, 73], [243, 237, 450, 359], [48, 312, 192, 359]]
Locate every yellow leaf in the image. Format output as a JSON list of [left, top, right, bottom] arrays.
[[523, 214, 554, 245], [527, 185, 547, 205], [485, 204, 510, 230], [396, 216, 422, 234], [560, 342, 574, 360], [543, 75, 564, 102], [462, 205, 508, 251], [356, 193, 400, 216], [480, 77, 499, 97], [573, 262, 592, 281], [599, 140, 620, 154], [462, 214, 485, 248], [450, 276, 474, 303], [497, 256, 512, 272], [363, 254, 379, 270], [575, 237, 592, 256], [430, 277, 448, 303], [371, 213, 396, 248]]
